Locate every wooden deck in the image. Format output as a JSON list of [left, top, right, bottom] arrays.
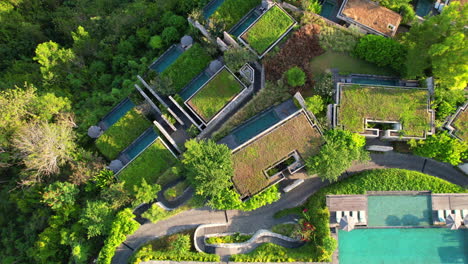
[[431, 193, 468, 210], [326, 195, 368, 211]]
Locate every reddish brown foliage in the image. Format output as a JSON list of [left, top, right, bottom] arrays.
[[263, 23, 325, 93]]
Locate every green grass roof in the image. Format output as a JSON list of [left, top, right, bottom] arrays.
[[96, 108, 152, 159], [337, 84, 431, 137], [118, 138, 178, 192], [241, 5, 295, 55], [232, 112, 323, 197], [187, 68, 243, 122]]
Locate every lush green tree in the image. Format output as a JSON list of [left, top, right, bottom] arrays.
[[285, 66, 306, 87], [313, 73, 334, 99], [305, 95, 325, 114], [161, 26, 180, 45], [92, 169, 116, 189], [376, 0, 415, 23], [354, 34, 406, 73], [132, 179, 161, 206], [182, 139, 233, 198], [302, 0, 322, 13], [79, 200, 115, 238], [403, 1, 467, 89], [42, 181, 79, 211], [149, 35, 163, 49], [432, 89, 466, 120], [100, 182, 131, 210], [409, 132, 468, 166], [306, 130, 369, 182], [152, 74, 176, 95], [224, 46, 257, 71]]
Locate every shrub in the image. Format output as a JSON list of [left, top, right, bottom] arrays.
[[409, 131, 468, 166], [161, 27, 180, 45], [224, 46, 257, 71], [313, 73, 334, 99], [317, 22, 362, 53], [354, 34, 406, 73], [302, 0, 322, 13], [285, 66, 306, 87], [399, 4, 416, 24], [149, 35, 163, 49], [97, 209, 139, 264], [169, 234, 191, 253], [304, 95, 324, 114]]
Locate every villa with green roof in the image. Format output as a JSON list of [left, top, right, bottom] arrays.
[[333, 83, 435, 140], [445, 101, 468, 141], [219, 94, 323, 199]]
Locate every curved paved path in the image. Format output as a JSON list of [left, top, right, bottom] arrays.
[[112, 152, 468, 264]]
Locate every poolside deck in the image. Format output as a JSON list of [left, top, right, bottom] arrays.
[[431, 193, 468, 210], [327, 194, 368, 226]]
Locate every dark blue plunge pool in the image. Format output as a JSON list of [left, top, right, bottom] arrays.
[[121, 128, 159, 162], [100, 98, 134, 129]]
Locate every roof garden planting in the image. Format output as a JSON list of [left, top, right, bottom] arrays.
[[336, 84, 432, 138], [160, 44, 211, 93], [117, 138, 178, 193], [210, 0, 261, 29], [448, 103, 468, 141], [240, 5, 296, 56], [231, 111, 323, 197], [96, 108, 152, 160], [186, 67, 245, 123]]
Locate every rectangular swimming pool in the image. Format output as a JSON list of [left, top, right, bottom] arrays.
[[367, 195, 432, 227], [150, 45, 184, 73], [351, 77, 399, 86], [101, 98, 134, 128], [122, 128, 159, 161], [339, 228, 468, 264], [232, 109, 281, 145], [203, 0, 226, 19], [230, 11, 261, 38]]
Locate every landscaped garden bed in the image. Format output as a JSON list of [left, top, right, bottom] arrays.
[[271, 223, 300, 239], [130, 229, 219, 263], [206, 233, 252, 244], [160, 44, 212, 93], [186, 68, 244, 122], [453, 107, 467, 141], [96, 108, 152, 159], [117, 139, 178, 192], [232, 112, 323, 197], [163, 181, 189, 201], [240, 5, 295, 56], [337, 84, 432, 137]]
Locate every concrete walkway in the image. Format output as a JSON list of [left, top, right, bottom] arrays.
[[111, 152, 467, 264]]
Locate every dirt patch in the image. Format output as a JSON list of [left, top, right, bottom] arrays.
[[263, 23, 325, 94]]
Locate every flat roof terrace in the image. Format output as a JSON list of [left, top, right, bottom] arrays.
[[334, 83, 434, 139], [231, 110, 323, 198], [338, 0, 401, 37]]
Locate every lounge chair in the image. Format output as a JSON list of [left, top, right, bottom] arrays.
[[336, 211, 342, 223], [344, 211, 350, 218], [437, 210, 445, 223], [359, 211, 366, 223], [455, 210, 461, 221], [445, 210, 452, 218], [462, 210, 468, 219]]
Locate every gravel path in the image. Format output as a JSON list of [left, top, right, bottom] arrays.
[[112, 152, 467, 264]]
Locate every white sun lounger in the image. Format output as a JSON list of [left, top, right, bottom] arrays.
[[455, 210, 461, 221], [344, 211, 350, 218], [359, 210, 366, 223], [336, 211, 342, 223], [445, 210, 452, 218], [462, 210, 468, 219], [437, 210, 445, 222]]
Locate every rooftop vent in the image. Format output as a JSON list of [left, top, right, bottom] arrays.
[[388, 24, 396, 31]]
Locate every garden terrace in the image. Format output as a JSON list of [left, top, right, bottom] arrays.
[[231, 111, 323, 198], [239, 4, 296, 57], [116, 137, 178, 193], [96, 108, 152, 160], [185, 67, 246, 124], [159, 43, 212, 93], [337, 0, 401, 37], [334, 84, 434, 139], [208, 0, 261, 29], [445, 102, 468, 141]]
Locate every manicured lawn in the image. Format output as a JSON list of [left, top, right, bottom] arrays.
[[160, 44, 211, 93], [310, 51, 396, 76], [338, 84, 431, 137], [232, 112, 323, 197], [96, 108, 151, 159], [118, 139, 178, 193], [211, 0, 261, 30], [187, 68, 243, 122], [271, 223, 300, 239], [453, 108, 467, 141], [241, 5, 295, 55], [163, 181, 189, 201]]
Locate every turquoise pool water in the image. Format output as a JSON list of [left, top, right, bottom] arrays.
[[339, 228, 468, 264], [102, 99, 134, 128], [179, 71, 211, 101], [230, 11, 260, 37], [416, 0, 433, 17], [203, 0, 225, 19], [232, 109, 281, 145], [150, 45, 183, 73], [367, 195, 432, 227], [320, 1, 335, 20], [124, 129, 159, 161], [351, 77, 399, 86]]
